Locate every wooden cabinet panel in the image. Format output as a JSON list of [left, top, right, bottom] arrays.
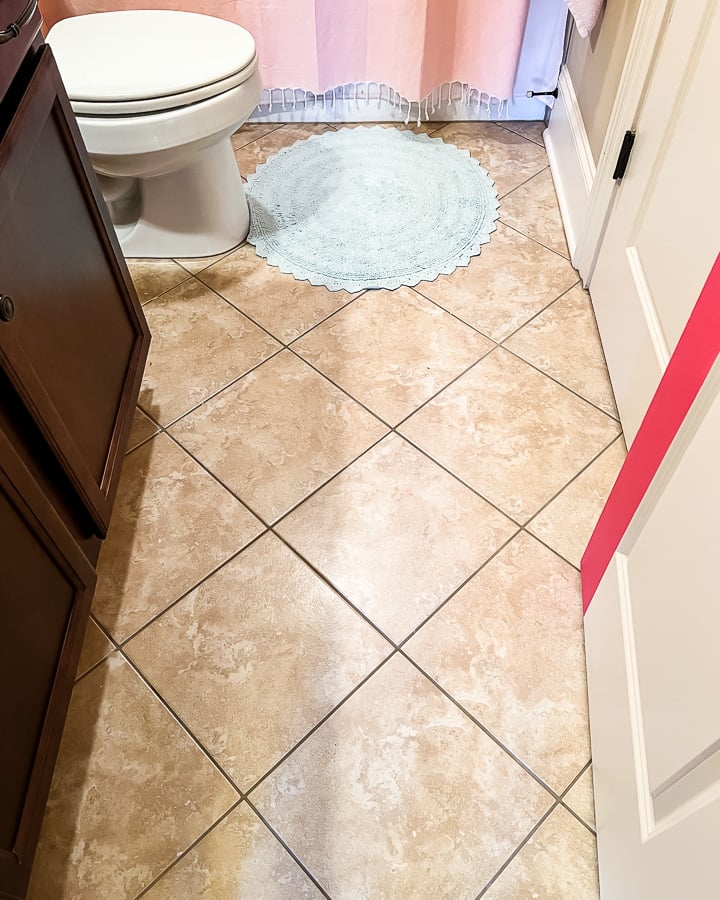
[[0, 47, 150, 536], [0, 39, 149, 899], [0, 431, 96, 900]]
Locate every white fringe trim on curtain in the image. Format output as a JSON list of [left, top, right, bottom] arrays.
[[256, 82, 512, 124]]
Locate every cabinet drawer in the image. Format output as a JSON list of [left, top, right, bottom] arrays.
[[0, 47, 150, 536], [0, 429, 96, 900]]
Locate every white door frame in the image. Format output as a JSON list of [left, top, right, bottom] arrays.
[[556, 0, 672, 285]]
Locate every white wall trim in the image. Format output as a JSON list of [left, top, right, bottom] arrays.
[[544, 65, 596, 266], [572, 0, 673, 284]]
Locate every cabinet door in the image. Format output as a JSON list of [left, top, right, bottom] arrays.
[[0, 430, 96, 900], [0, 46, 150, 536]]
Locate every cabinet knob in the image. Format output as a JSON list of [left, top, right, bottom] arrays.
[[0, 294, 15, 322]]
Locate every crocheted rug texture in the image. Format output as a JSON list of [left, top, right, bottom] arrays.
[[246, 126, 499, 292]]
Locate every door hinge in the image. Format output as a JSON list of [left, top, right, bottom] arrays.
[[613, 130, 636, 181]]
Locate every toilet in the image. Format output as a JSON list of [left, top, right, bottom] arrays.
[[47, 10, 262, 258]]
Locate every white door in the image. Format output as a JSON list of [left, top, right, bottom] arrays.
[[589, 0, 720, 444], [583, 255, 720, 898]]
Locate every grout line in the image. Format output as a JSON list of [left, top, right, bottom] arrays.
[[269, 529, 398, 647], [172, 240, 246, 277], [495, 279, 581, 345], [523, 431, 626, 544], [122, 653, 247, 797], [244, 800, 333, 898], [496, 164, 550, 203], [406, 284, 499, 341], [411, 275, 579, 349], [235, 288, 366, 345], [114, 526, 269, 648], [499, 218, 572, 264], [395, 427, 523, 528], [230, 122, 284, 152], [133, 799, 243, 899], [124, 429, 160, 457], [399, 652, 561, 802], [391, 348, 497, 432], [517, 528, 582, 574], [395, 527, 521, 650], [559, 758, 593, 798], [74, 615, 121, 684], [558, 759, 597, 836], [244, 652, 397, 797], [475, 802, 559, 899], [144, 344, 285, 432], [133, 269, 195, 308], [559, 798, 598, 837], [495, 120, 547, 147], [501, 338, 621, 424], [260, 425, 390, 525]]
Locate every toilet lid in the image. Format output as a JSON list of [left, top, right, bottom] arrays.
[[47, 10, 257, 103]]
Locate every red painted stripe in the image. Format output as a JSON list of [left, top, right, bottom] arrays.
[[581, 253, 720, 612]]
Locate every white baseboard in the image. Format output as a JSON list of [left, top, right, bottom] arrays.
[[545, 66, 596, 274]]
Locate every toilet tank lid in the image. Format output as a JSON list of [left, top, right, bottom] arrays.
[[47, 10, 257, 103]]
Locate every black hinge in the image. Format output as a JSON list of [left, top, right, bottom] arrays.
[[613, 131, 636, 181]]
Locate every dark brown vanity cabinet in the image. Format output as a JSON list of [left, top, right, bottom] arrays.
[[0, 5, 150, 896]]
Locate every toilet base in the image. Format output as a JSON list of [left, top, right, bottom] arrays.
[[100, 137, 249, 259]]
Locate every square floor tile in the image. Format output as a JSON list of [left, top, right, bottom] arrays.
[[27, 655, 238, 900], [483, 807, 599, 899], [126, 534, 391, 789], [126, 407, 159, 453], [235, 124, 332, 176], [500, 168, 569, 258], [170, 351, 387, 523], [405, 532, 590, 792], [417, 223, 579, 341], [504, 283, 618, 417], [126, 258, 190, 305], [498, 120, 546, 146], [143, 804, 321, 899], [198, 243, 357, 344], [434, 123, 547, 196], [251, 654, 552, 899], [564, 767, 596, 830], [277, 434, 517, 642], [139, 277, 280, 426], [527, 437, 626, 567], [292, 288, 493, 424], [75, 618, 113, 679], [93, 433, 262, 642], [401, 349, 621, 523]]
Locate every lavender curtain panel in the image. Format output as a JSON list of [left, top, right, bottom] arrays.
[[40, 0, 535, 101]]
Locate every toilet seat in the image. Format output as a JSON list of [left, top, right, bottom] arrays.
[[47, 10, 258, 115], [68, 58, 258, 117]]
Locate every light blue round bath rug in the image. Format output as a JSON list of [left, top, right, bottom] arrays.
[[246, 126, 499, 293]]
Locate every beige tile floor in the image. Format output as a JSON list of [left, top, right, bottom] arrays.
[[28, 121, 626, 899]]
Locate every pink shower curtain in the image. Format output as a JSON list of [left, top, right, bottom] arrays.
[[39, 0, 532, 102]]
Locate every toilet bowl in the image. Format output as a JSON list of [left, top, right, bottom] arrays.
[[47, 10, 262, 258]]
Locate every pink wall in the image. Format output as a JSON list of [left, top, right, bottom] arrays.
[[39, 0, 531, 101]]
